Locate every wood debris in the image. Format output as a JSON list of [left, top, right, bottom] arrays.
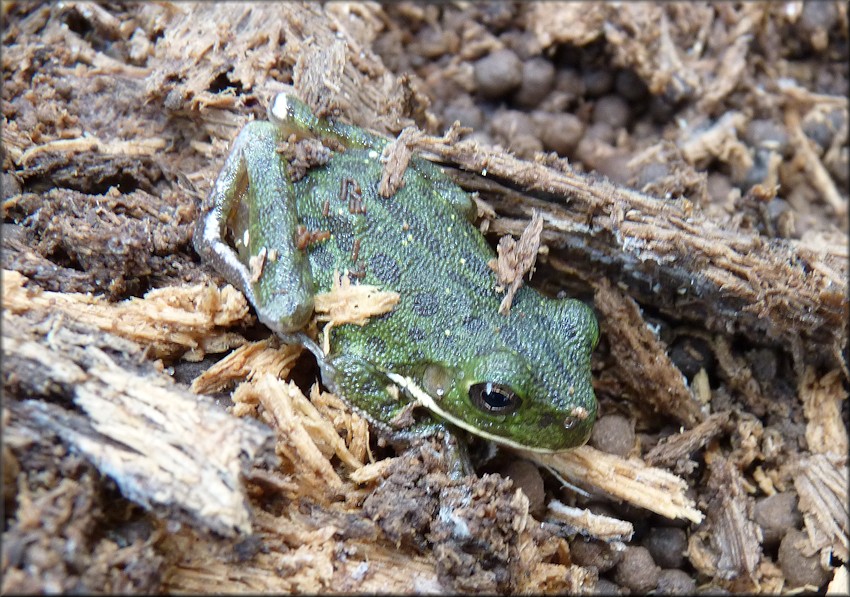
[[688, 460, 762, 590], [313, 270, 400, 354], [190, 338, 303, 396], [233, 375, 366, 495], [524, 445, 704, 524], [713, 336, 771, 416], [19, 135, 167, 165], [680, 112, 753, 182], [3, 270, 249, 361], [827, 566, 849, 594], [308, 384, 371, 466], [786, 106, 848, 219], [160, 499, 449, 594], [3, 311, 268, 538], [347, 442, 594, 594], [0, 430, 165, 593], [591, 276, 705, 427], [488, 209, 544, 315], [799, 367, 848, 456], [546, 500, 634, 543], [645, 411, 731, 474], [793, 453, 849, 564], [379, 126, 423, 198]]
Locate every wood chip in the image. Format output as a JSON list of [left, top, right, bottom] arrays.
[[190, 338, 302, 395], [313, 270, 400, 354], [379, 127, 422, 198], [645, 411, 731, 474], [349, 457, 397, 485], [546, 500, 634, 542], [794, 453, 849, 563], [799, 367, 848, 456], [523, 445, 704, 524]]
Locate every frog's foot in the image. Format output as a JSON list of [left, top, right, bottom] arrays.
[[437, 427, 475, 480]]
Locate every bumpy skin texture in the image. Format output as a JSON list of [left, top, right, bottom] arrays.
[[195, 95, 599, 452]]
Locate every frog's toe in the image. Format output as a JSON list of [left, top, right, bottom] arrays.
[[267, 93, 321, 140]]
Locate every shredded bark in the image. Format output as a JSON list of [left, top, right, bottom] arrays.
[[232, 375, 363, 499], [2, 310, 269, 538], [645, 411, 732, 474], [3, 270, 249, 361], [488, 209, 544, 315], [688, 459, 762, 591], [590, 276, 705, 427], [190, 338, 303, 396]]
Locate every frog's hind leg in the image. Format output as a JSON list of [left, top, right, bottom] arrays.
[[268, 93, 389, 153], [194, 120, 315, 337]]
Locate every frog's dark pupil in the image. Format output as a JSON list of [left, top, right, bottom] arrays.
[[469, 382, 521, 415]]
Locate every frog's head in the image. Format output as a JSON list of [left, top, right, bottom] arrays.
[[410, 298, 599, 452]]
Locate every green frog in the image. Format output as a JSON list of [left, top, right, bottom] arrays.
[[194, 93, 599, 453]]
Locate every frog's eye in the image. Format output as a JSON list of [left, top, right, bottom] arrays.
[[469, 382, 522, 415]]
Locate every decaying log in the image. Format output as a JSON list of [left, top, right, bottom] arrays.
[[413, 136, 847, 370], [3, 309, 270, 537]]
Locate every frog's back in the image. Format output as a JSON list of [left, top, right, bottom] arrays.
[[294, 149, 503, 346], [294, 148, 596, 426]]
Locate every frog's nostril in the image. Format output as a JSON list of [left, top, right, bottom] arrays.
[[563, 405, 590, 430]]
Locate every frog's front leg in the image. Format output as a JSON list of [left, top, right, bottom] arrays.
[[194, 120, 314, 338], [325, 352, 474, 479]]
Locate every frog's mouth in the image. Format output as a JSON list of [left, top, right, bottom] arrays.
[[385, 372, 561, 454]]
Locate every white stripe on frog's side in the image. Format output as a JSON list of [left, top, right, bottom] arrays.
[[384, 372, 559, 454]]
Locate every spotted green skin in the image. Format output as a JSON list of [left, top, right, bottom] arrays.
[[195, 95, 599, 451]]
